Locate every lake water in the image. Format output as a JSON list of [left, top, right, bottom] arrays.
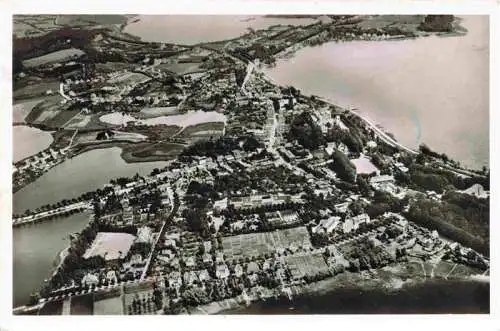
[[12, 147, 167, 306], [123, 15, 317, 44], [263, 15, 489, 169], [13, 212, 92, 307], [13, 125, 53, 163], [231, 279, 489, 314], [13, 147, 167, 214]]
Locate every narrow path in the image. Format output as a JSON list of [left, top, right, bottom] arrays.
[[445, 263, 457, 280], [68, 129, 79, 148]]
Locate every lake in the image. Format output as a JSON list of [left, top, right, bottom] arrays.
[[12, 147, 168, 306], [13, 147, 167, 214], [13, 212, 92, 307], [123, 15, 317, 44], [13, 125, 53, 163], [230, 279, 489, 314], [263, 15, 489, 170]]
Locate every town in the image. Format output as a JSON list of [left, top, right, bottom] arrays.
[[12, 15, 489, 315]]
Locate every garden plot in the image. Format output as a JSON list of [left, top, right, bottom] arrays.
[[285, 253, 330, 279], [222, 227, 311, 259]]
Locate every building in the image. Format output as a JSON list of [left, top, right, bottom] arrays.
[[247, 261, 260, 274], [183, 271, 198, 286], [81, 273, 99, 286], [370, 175, 395, 187], [234, 264, 244, 277], [168, 271, 182, 288], [198, 269, 211, 282], [185, 256, 196, 268], [343, 213, 371, 233], [460, 183, 489, 199], [334, 202, 350, 214], [216, 264, 230, 279], [214, 198, 228, 211], [136, 226, 153, 244], [210, 249, 222, 262], [313, 216, 341, 234]]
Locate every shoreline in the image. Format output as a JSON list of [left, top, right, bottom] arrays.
[[190, 261, 489, 315], [208, 275, 489, 315]]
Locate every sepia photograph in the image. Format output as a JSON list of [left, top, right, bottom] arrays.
[[9, 12, 491, 318]]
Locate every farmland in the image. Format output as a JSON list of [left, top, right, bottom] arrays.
[[22, 48, 86, 68]]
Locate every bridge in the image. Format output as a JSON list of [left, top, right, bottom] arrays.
[[13, 201, 92, 227]]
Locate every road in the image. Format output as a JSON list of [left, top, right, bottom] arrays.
[[13, 201, 91, 226], [140, 182, 177, 280], [59, 83, 72, 101], [318, 98, 418, 155], [241, 62, 255, 94]]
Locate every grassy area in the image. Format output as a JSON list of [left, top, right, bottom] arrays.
[[38, 299, 63, 315], [121, 142, 185, 163], [138, 106, 180, 119], [156, 62, 206, 75], [177, 122, 225, 138], [353, 15, 425, 34], [13, 99, 44, 124], [222, 227, 311, 259], [55, 15, 128, 27], [107, 71, 151, 85], [286, 253, 330, 278], [70, 294, 93, 315], [22, 48, 85, 68], [93, 296, 123, 315], [95, 62, 137, 73], [44, 109, 81, 128], [13, 80, 61, 101]]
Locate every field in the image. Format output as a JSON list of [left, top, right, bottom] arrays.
[[357, 15, 424, 31], [221, 227, 311, 259], [139, 106, 180, 118], [55, 15, 128, 27], [93, 295, 123, 315], [13, 21, 45, 38], [351, 155, 379, 174], [63, 113, 92, 129], [285, 253, 330, 279], [123, 281, 156, 315], [177, 122, 225, 139], [156, 62, 205, 75], [22, 48, 86, 68], [95, 62, 137, 74], [14, 79, 61, 100], [23, 96, 61, 124], [13, 15, 59, 38], [107, 72, 151, 85], [73, 130, 148, 146], [70, 293, 94, 315], [12, 100, 44, 124], [44, 109, 81, 128], [123, 142, 185, 162], [38, 300, 63, 315]]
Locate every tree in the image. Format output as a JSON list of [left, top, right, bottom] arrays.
[[329, 150, 357, 183]]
